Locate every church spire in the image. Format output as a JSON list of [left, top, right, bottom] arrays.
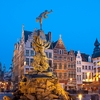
[[94, 38, 100, 47], [92, 38, 100, 56], [59, 34, 62, 40]]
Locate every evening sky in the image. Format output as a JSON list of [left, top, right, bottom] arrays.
[[0, 0, 100, 70]]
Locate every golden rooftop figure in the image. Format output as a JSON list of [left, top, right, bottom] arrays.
[[3, 10, 75, 100]]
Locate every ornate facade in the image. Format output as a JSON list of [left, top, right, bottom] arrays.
[[12, 26, 53, 84], [52, 36, 76, 90]]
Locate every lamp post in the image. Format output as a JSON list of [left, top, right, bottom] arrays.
[[70, 78, 72, 89], [70, 78, 72, 82]]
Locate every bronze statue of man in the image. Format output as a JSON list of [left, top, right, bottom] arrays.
[[36, 10, 53, 30]]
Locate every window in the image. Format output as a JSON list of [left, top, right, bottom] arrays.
[[49, 52, 52, 58], [59, 56, 62, 60], [49, 60, 52, 67], [89, 66, 91, 70], [60, 50, 62, 54], [94, 68, 96, 73], [64, 63, 67, 69], [59, 63, 62, 69], [79, 61, 81, 64], [78, 56, 80, 58], [30, 68, 33, 70], [30, 50, 34, 56], [45, 52, 48, 57], [77, 75, 81, 81], [54, 63, 57, 69], [82, 72, 87, 79], [26, 68, 29, 72], [54, 72, 57, 77], [62, 50, 64, 54], [71, 57, 73, 61], [69, 71, 76, 78], [94, 62, 96, 66], [92, 66, 93, 70], [74, 64, 76, 68], [64, 73, 67, 79], [64, 57, 66, 61], [68, 64, 70, 68], [85, 66, 87, 69], [54, 56, 57, 60], [30, 42, 32, 48], [77, 67, 81, 72], [26, 50, 29, 56], [82, 72, 85, 79], [71, 65, 73, 68], [57, 49, 59, 54], [59, 73, 62, 78], [30, 58, 33, 64], [26, 58, 29, 65], [82, 65, 84, 69]]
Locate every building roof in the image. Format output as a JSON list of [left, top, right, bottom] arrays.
[[24, 30, 32, 42], [52, 41, 57, 48], [92, 52, 100, 58], [92, 38, 100, 58], [94, 38, 100, 47], [81, 53, 89, 62], [75, 51, 89, 62]]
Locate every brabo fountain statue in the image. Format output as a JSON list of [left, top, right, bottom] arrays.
[[3, 10, 75, 100]]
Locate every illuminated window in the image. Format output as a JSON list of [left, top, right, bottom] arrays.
[[26, 68, 29, 72]]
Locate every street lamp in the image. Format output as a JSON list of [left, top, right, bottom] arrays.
[[78, 94, 82, 100], [70, 78, 72, 82], [70, 78, 72, 90]]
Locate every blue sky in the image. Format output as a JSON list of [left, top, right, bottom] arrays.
[[0, 0, 100, 70]]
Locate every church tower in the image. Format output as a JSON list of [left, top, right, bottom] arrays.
[[92, 38, 100, 58]]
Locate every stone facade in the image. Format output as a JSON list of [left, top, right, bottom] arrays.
[[52, 37, 76, 90], [12, 26, 53, 84], [76, 51, 93, 90]]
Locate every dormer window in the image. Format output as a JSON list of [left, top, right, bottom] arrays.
[[71, 57, 73, 61], [78, 56, 80, 58]]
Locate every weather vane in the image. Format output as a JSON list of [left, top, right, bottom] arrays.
[[36, 10, 53, 30]]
